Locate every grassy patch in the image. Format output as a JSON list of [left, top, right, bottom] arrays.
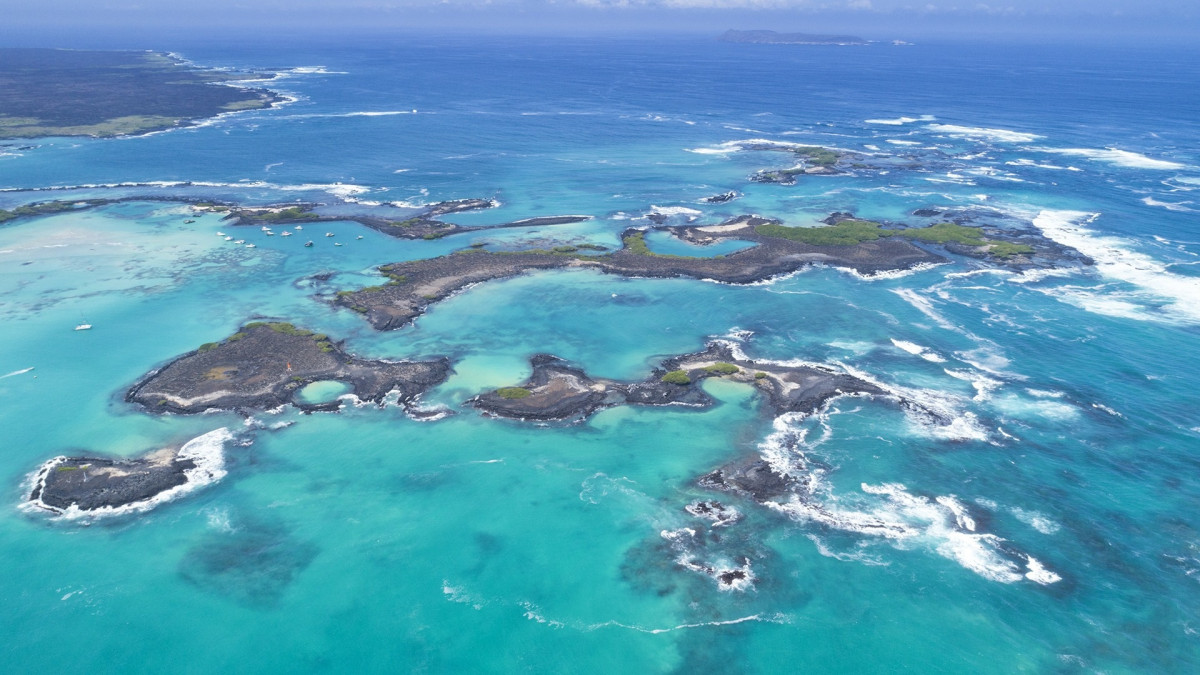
[[702, 362, 740, 375], [754, 371, 768, 380], [988, 242, 1034, 258], [496, 387, 532, 399], [756, 219, 884, 246], [661, 370, 692, 385], [197, 342, 219, 353], [251, 206, 321, 222], [896, 222, 987, 246], [793, 146, 841, 167]]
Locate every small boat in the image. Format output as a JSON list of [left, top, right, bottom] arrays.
[[184, 219, 196, 224], [325, 232, 335, 237], [234, 239, 245, 244], [294, 225, 303, 230], [265, 232, 275, 236], [356, 235, 363, 240], [216, 231, 226, 236], [261, 226, 271, 231], [245, 244, 256, 248], [304, 241, 314, 247], [281, 231, 292, 237], [335, 242, 343, 247], [74, 324, 92, 331], [224, 236, 233, 241]]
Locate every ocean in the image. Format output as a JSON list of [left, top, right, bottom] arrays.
[[2, 35, 1200, 672]]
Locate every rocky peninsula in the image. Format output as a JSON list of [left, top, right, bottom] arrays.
[[221, 199, 591, 241], [333, 215, 946, 331], [471, 341, 885, 423], [126, 322, 450, 414]]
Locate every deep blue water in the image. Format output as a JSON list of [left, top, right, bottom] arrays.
[[2, 36, 1200, 672]]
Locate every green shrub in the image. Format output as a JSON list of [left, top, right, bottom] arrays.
[[702, 362, 739, 375], [897, 222, 986, 246], [988, 242, 1034, 258], [756, 219, 884, 246], [496, 387, 531, 399], [754, 371, 768, 380], [197, 342, 218, 353], [661, 370, 691, 385]]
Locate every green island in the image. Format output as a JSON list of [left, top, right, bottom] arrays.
[[0, 49, 282, 139], [755, 219, 1034, 258]]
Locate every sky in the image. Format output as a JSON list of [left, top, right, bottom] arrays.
[[1, 0, 1198, 45]]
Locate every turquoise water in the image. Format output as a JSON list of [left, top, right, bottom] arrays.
[[295, 380, 352, 405], [2, 37, 1200, 672]]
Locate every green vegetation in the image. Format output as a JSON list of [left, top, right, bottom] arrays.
[[0, 200, 90, 224], [575, 243, 608, 251], [793, 146, 841, 167], [756, 219, 884, 246], [702, 362, 740, 375], [55, 465, 80, 472], [756, 218, 1033, 259], [988, 242, 1034, 258], [661, 370, 692, 385], [622, 231, 690, 258], [227, 332, 247, 341], [755, 372, 769, 380], [393, 217, 422, 228], [552, 245, 578, 253], [197, 342, 219, 353], [496, 387, 532, 400], [251, 206, 321, 222], [895, 222, 986, 246]]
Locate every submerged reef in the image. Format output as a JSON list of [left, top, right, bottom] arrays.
[[126, 321, 450, 414]]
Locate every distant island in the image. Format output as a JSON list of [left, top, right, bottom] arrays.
[[0, 49, 282, 139], [719, 30, 869, 46]]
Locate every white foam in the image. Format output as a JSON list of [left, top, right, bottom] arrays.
[[892, 288, 959, 331], [589, 613, 789, 634], [836, 261, 946, 281], [1011, 508, 1061, 535], [890, 338, 948, 363], [1006, 158, 1082, 172], [1142, 197, 1198, 213], [0, 367, 34, 379], [649, 205, 702, 217], [20, 428, 233, 520], [886, 139, 922, 146], [926, 124, 1041, 143], [943, 368, 1004, 402], [865, 115, 935, 126], [1032, 147, 1185, 170], [1031, 209, 1200, 323]]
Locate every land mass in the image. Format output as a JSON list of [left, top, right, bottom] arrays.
[[332, 216, 947, 331], [218, 199, 591, 241], [0, 49, 283, 139], [719, 30, 869, 46], [471, 342, 886, 423], [126, 321, 450, 414]]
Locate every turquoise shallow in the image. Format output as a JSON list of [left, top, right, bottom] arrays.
[[2, 37, 1200, 672]]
